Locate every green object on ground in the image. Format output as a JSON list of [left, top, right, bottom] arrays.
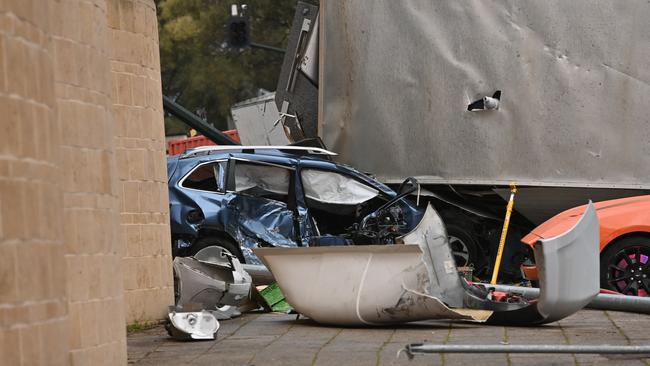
[[260, 282, 293, 312], [270, 299, 292, 312]]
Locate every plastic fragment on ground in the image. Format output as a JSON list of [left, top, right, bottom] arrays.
[[259, 282, 293, 312], [166, 305, 220, 341]]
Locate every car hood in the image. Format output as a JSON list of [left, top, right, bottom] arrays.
[[521, 195, 650, 246]]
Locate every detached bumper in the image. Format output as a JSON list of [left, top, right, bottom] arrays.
[[254, 202, 600, 326]]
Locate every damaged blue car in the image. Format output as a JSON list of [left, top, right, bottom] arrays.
[[167, 146, 424, 264]]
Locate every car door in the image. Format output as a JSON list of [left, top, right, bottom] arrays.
[[224, 158, 299, 263], [172, 159, 230, 238]]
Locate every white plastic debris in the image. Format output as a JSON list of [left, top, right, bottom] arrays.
[[166, 306, 220, 340], [173, 246, 252, 320]]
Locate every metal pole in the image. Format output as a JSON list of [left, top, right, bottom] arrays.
[[242, 264, 275, 285], [403, 344, 650, 358], [250, 42, 286, 54], [477, 283, 650, 314], [162, 95, 240, 146], [490, 182, 517, 284]]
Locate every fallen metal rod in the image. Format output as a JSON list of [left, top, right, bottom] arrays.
[[162, 95, 240, 146], [589, 293, 650, 314], [476, 283, 650, 314], [250, 42, 286, 54], [403, 344, 650, 357], [242, 264, 275, 285]]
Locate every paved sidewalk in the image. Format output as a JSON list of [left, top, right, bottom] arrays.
[[128, 309, 650, 365]]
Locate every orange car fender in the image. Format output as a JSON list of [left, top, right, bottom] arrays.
[[599, 227, 650, 252]]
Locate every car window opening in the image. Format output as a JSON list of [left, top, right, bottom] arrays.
[[182, 163, 223, 192], [300, 169, 385, 237], [235, 162, 291, 203]]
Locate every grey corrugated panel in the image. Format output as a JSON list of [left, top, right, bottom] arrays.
[[231, 93, 291, 146], [320, 1, 650, 187]]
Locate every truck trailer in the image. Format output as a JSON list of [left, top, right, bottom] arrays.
[[234, 1, 650, 279]]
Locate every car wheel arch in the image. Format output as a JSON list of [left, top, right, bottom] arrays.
[[194, 228, 243, 260], [600, 230, 650, 253], [599, 232, 650, 296]]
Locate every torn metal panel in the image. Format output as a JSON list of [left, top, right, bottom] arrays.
[[231, 93, 291, 146], [320, 1, 650, 188]]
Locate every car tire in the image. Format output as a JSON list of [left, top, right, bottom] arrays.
[[189, 236, 245, 263], [600, 236, 650, 297], [446, 225, 482, 271]]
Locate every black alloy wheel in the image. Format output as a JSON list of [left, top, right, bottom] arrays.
[[601, 237, 650, 297]]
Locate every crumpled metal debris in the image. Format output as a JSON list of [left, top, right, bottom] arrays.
[[255, 205, 491, 325], [166, 304, 220, 340], [255, 202, 599, 326], [173, 246, 252, 320]]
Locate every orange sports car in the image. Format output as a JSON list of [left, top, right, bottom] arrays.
[[521, 195, 650, 297]]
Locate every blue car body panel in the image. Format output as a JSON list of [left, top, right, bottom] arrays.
[[167, 148, 423, 263]]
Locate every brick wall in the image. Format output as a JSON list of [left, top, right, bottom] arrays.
[[107, 0, 173, 324], [0, 1, 69, 365], [51, 0, 127, 363]]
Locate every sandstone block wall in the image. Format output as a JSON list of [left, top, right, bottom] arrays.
[[108, 0, 173, 324], [0, 2, 68, 365], [51, 0, 127, 363], [0, 0, 172, 364]]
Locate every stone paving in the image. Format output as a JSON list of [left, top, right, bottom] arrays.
[[128, 309, 650, 366]]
